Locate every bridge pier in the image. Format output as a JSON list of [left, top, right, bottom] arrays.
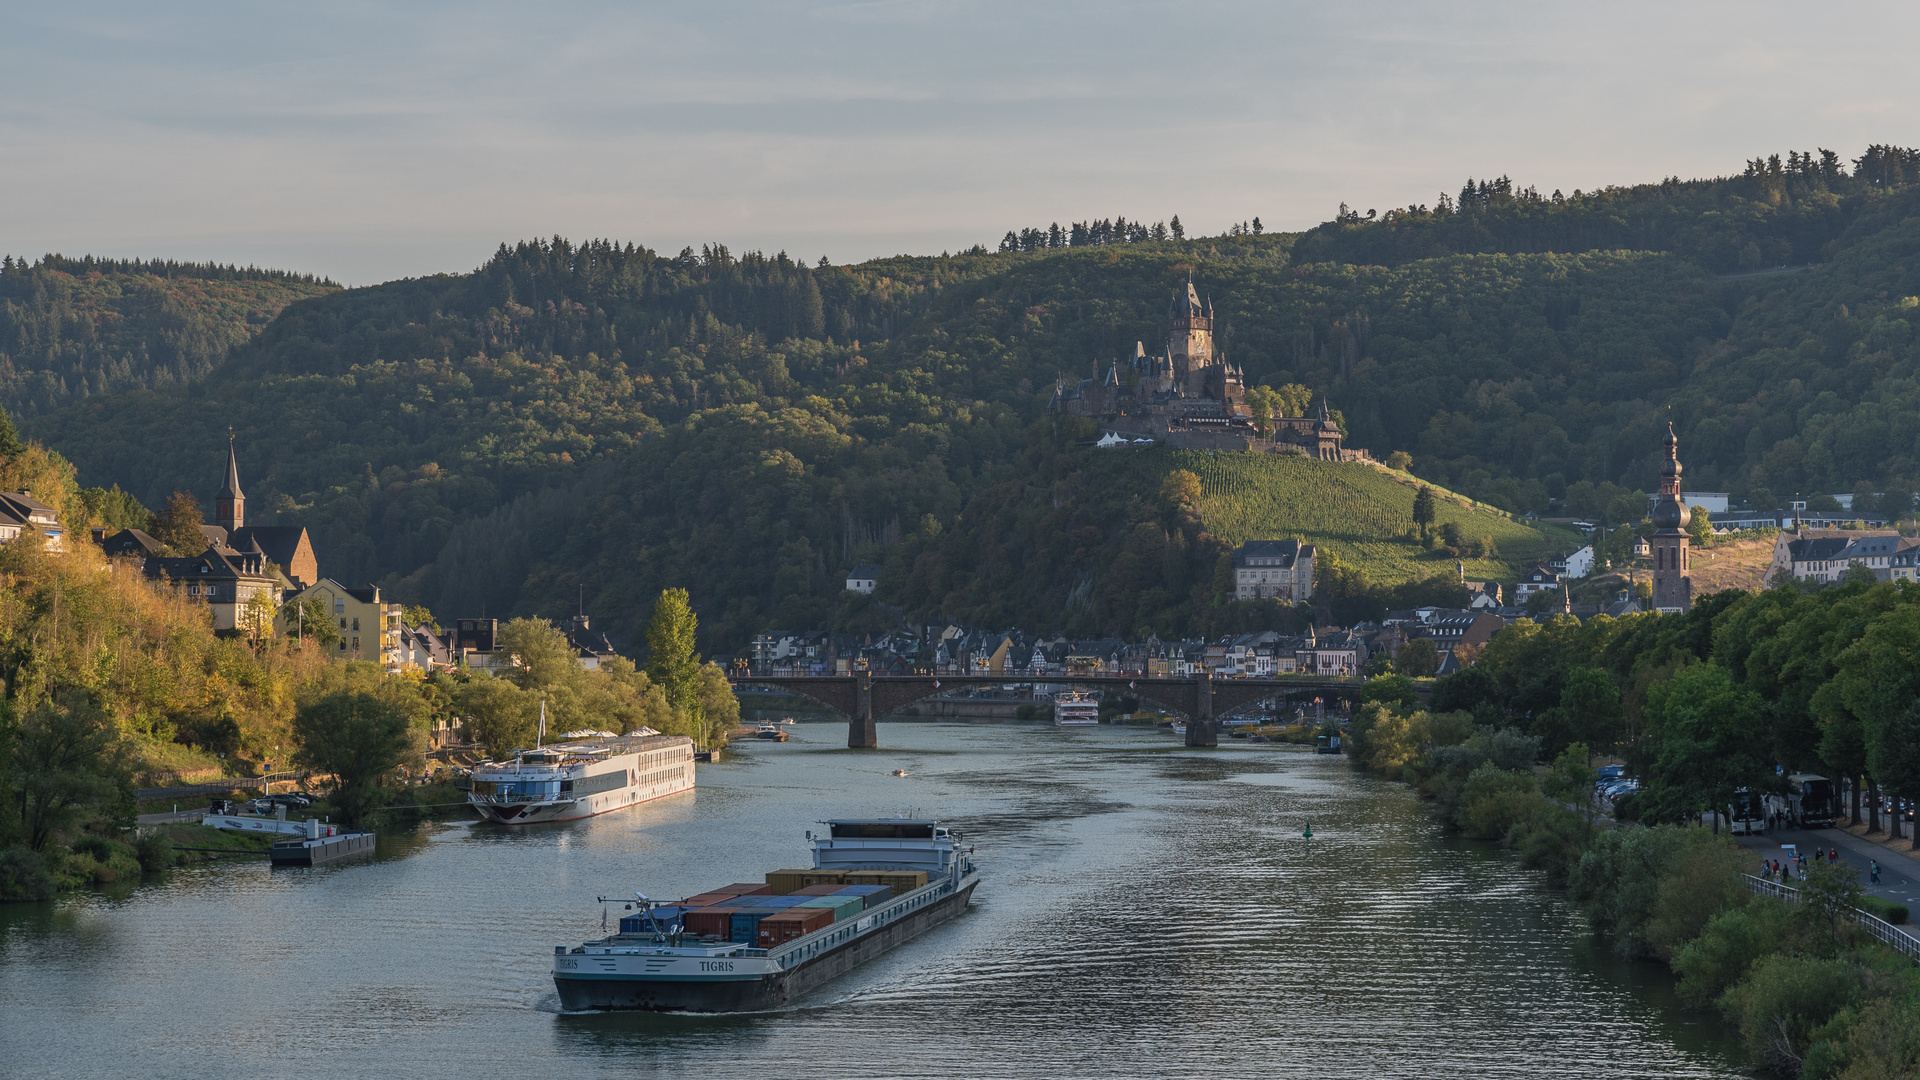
[[1185, 669, 1218, 747], [849, 670, 877, 749]]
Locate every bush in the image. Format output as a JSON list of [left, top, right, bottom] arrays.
[[1722, 955, 1860, 1075], [1455, 763, 1543, 839], [133, 830, 174, 872], [1507, 802, 1589, 882], [1857, 895, 1910, 925], [1646, 839, 1751, 958], [0, 845, 56, 902], [1806, 998, 1920, 1080], [1570, 826, 1720, 958], [1670, 901, 1793, 1009]]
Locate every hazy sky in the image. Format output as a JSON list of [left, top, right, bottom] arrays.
[[4, 1, 1917, 284]]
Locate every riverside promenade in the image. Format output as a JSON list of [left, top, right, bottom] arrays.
[[1735, 824, 1920, 914]]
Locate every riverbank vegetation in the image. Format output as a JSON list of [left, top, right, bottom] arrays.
[[0, 431, 735, 901], [1350, 579, 1920, 1077]]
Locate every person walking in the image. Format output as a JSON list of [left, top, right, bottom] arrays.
[[1870, 860, 1881, 886], [1829, 846, 1839, 863]]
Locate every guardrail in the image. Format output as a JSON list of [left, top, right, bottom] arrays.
[[136, 772, 311, 801], [1744, 874, 1920, 964]]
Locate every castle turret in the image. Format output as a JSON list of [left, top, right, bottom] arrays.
[[1650, 423, 1692, 613], [1169, 279, 1214, 385]]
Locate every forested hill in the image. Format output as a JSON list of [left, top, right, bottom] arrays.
[[0, 256, 337, 416], [20, 146, 1920, 650]]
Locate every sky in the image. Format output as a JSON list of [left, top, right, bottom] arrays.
[[3, 0, 1918, 285]]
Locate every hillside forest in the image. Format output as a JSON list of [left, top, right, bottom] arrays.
[[13, 145, 1920, 651]]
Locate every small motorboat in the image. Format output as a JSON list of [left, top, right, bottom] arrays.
[[780, 715, 796, 725], [755, 723, 791, 742], [892, 769, 909, 777]]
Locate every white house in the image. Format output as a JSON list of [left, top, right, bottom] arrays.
[[845, 563, 881, 594], [1562, 546, 1595, 579]]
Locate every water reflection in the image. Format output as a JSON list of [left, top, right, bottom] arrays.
[[1, 719, 1744, 1080]]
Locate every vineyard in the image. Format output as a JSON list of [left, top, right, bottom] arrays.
[[1110, 448, 1582, 584]]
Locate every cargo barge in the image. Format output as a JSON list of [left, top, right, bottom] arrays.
[[552, 817, 979, 1012]]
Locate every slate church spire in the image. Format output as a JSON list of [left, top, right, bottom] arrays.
[[216, 430, 245, 533]]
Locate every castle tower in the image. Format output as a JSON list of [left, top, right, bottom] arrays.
[[1168, 280, 1214, 391], [1650, 423, 1691, 613], [215, 432, 245, 533]]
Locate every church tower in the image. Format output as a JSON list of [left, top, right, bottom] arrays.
[[215, 433, 245, 534], [1650, 423, 1691, 613], [1168, 280, 1214, 392]]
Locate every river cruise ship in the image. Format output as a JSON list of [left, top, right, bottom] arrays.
[[468, 735, 694, 825], [1053, 690, 1100, 725], [552, 816, 980, 1011]]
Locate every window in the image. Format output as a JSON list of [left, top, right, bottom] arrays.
[[334, 598, 345, 613], [352, 617, 360, 631], [351, 636, 360, 650], [339, 617, 347, 629]]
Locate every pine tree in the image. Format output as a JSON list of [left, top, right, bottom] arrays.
[[0, 406, 22, 458], [1169, 215, 1184, 240], [1252, 217, 1263, 234]]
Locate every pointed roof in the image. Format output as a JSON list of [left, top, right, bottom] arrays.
[[218, 433, 244, 501]]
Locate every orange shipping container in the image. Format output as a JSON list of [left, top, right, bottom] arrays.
[[756, 907, 834, 947], [682, 907, 741, 938]]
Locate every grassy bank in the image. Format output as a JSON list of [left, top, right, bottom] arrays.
[[1349, 694, 1920, 1078]]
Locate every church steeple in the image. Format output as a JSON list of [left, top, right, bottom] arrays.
[[215, 431, 245, 533]]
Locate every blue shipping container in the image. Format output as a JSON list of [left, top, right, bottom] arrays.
[[730, 909, 778, 943], [834, 884, 892, 908]]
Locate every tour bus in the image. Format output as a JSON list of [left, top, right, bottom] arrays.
[[1730, 788, 1767, 835], [1787, 773, 1836, 828]]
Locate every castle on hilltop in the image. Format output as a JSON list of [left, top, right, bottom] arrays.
[[1048, 281, 1353, 459]]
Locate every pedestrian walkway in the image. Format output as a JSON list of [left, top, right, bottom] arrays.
[[1736, 827, 1920, 909], [136, 808, 206, 825]]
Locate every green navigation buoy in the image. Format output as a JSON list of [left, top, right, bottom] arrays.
[[1303, 822, 1313, 840]]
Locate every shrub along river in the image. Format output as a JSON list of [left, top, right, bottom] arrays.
[[0, 720, 1746, 1079]]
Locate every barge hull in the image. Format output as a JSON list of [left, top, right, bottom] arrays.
[[555, 878, 976, 1012]]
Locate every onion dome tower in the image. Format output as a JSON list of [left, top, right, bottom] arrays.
[[1650, 423, 1691, 613]]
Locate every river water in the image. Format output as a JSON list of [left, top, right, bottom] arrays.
[[1, 720, 1746, 1080]]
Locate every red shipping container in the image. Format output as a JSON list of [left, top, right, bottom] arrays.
[[682, 907, 741, 938], [756, 907, 834, 947], [682, 892, 737, 907], [721, 883, 772, 896]]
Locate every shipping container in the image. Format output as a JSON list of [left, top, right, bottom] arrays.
[[681, 892, 736, 908], [796, 895, 865, 922], [762, 869, 819, 895], [730, 908, 784, 943], [834, 884, 892, 908], [755, 907, 835, 947], [791, 883, 849, 896], [721, 883, 773, 896], [682, 906, 741, 939], [847, 870, 927, 893], [745, 895, 809, 910]]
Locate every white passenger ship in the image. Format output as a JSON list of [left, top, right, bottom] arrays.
[[468, 735, 695, 824], [1053, 690, 1100, 725]]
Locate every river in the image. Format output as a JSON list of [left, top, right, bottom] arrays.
[[0, 719, 1747, 1079]]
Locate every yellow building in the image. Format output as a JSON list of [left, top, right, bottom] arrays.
[[280, 579, 404, 668]]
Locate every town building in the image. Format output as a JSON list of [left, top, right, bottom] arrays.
[[94, 527, 163, 558], [0, 490, 65, 550], [281, 580, 403, 667], [1650, 424, 1692, 613], [845, 563, 881, 594], [1769, 528, 1911, 584], [142, 545, 281, 635], [1231, 539, 1315, 602], [1558, 545, 1595, 580], [1512, 563, 1562, 601]]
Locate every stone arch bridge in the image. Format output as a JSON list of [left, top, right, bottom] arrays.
[[730, 671, 1380, 748]]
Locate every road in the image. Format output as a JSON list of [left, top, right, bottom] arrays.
[[1735, 825, 1920, 908]]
